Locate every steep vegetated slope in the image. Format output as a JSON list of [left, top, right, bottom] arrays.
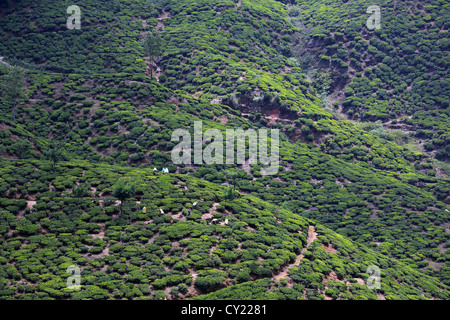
[[0, 0, 449, 299], [287, 0, 449, 161], [0, 159, 448, 300]]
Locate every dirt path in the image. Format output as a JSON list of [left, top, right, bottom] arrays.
[[156, 10, 170, 30], [434, 165, 449, 179], [273, 225, 317, 282], [242, 153, 257, 175], [0, 57, 10, 67], [183, 269, 201, 298]]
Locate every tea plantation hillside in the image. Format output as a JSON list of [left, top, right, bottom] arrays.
[[287, 0, 449, 161], [0, 65, 448, 285], [0, 159, 448, 300], [0, 0, 449, 300]]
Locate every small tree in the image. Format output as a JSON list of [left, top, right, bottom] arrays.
[[44, 144, 64, 168], [369, 120, 386, 138], [114, 1, 121, 13], [0, 67, 25, 123], [222, 169, 246, 199], [113, 178, 136, 215], [13, 139, 31, 159], [72, 184, 88, 198], [142, 30, 163, 80]]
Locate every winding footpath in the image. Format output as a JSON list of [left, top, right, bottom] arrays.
[[0, 56, 9, 66], [273, 225, 317, 282]]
